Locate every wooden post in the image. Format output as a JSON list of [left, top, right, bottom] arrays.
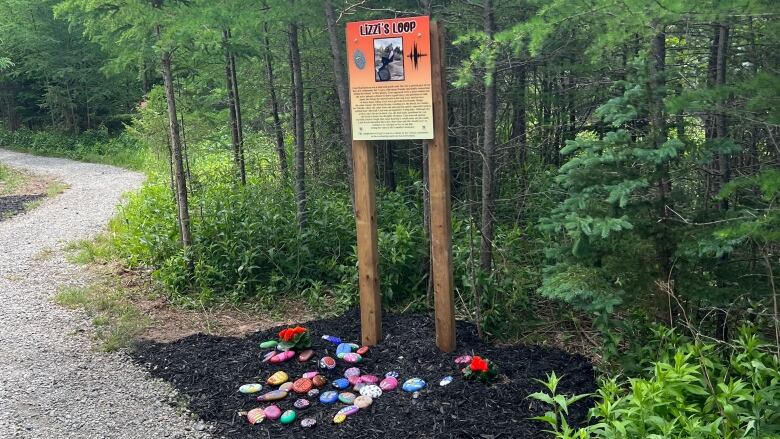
[[428, 21, 456, 352], [353, 139, 382, 345]]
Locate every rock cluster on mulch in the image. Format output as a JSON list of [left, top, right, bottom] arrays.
[[132, 309, 596, 438]]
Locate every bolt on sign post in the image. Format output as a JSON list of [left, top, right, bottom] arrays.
[[346, 16, 456, 352]]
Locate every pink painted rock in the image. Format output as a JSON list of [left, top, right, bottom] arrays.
[[263, 405, 282, 420], [279, 382, 293, 392], [270, 350, 296, 363], [298, 349, 314, 362], [347, 375, 361, 386], [302, 371, 319, 379], [261, 351, 276, 362], [379, 376, 398, 391], [344, 367, 361, 378], [356, 346, 369, 356], [247, 407, 265, 424], [343, 353, 362, 363], [454, 355, 472, 365], [360, 375, 379, 384]]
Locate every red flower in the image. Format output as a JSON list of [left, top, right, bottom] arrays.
[[470, 356, 489, 373], [278, 326, 307, 342]]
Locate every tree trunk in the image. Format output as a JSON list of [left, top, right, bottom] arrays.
[[160, 46, 192, 250], [716, 23, 730, 209], [230, 39, 245, 177], [308, 91, 321, 179], [323, 0, 355, 201], [289, 20, 307, 229], [263, 24, 288, 180], [383, 141, 396, 191], [223, 28, 245, 185], [480, 0, 496, 275]]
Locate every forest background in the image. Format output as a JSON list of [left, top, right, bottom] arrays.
[[1, 0, 779, 436]]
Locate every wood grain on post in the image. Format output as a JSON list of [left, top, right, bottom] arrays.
[[428, 21, 456, 352], [352, 139, 382, 345]]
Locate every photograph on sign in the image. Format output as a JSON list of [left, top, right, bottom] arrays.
[[346, 16, 433, 140]]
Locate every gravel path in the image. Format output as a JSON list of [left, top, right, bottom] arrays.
[[0, 149, 212, 438]]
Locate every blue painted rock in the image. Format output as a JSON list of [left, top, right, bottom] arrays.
[[439, 376, 454, 386], [333, 413, 347, 424], [454, 355, 472, 365], [301, 417, 317, 428], [385, 371, 399, 378], [336, 343, 353, 358], [261, 351, 276, 363], [307, 388, 320, 397], [356, 345, 369, 356], [402, 378, 427, 392], [379, 376, 398, 391], [298, 349, 314, 362], [279, 382, 294, 392], [319, 391, 339, 404], [263, 405, 282, 420], [239, 383, 263, 394], [344, 367, 361, 378], [354, 395, 373, 408], [270, 350, 295, 364], [292, 378, 312, 394], [332, 378, 350, 390], [280, 409, 296, 424], [267, 371, 289, 386], [319, 356, 336, 370], [343, 353, 362, 363], [321, 335, 342, 344], [338, 392, 356, 404], [259, 340, 278, 349], [360, 375, 379, 384], [337, 405, 359, 416], [302, 371, 319, 379], [247, 407, 265, 424], [293, 398, 310, 409], [359, 385, 382, 398], [257, 390, 288, 402]]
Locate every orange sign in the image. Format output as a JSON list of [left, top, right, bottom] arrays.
[[346, 16, 433, 140]]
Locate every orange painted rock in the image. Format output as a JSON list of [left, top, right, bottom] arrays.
[[356, 346, 369, 356], [292, 378, 313, 394], [247, 407, 265, 424]]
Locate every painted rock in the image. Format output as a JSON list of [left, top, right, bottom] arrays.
[[312, 375, 328, 388], [257, 390, 288, 402], [337, 405, 359, 416], [302, 371, 319, 380], [279, 382, 294, 392], [263, 405, 282, 420], [338, 392, 356, 404], [379, 376, 398, 391], [239, 383, 263, 394], [354, 395, 373, 408], [359, 385, 382, 398], [307, 388, 320, 397], [402, 378, 427, 392], [333, 413, 347, 424], [356, 346, 369, 356], [336, 343, 353, 358], [454, 355, 472, 365], [247, 407, 266, 424], [294, 398, 310, 409], [385, 371, 399, 378], [343, 353, 362, 363], [270, 350, 296, 364], [280, 409, 296, 424], [261, 351, 276, 363], [301, 417, 317, 428], [321, 335, 342, 344], [440, 376, 454, 386], [259, 340, 278, 349], [347, 375, 361, 386], [292, 378, 313, 394], [348, 343, 360, 350], [267, 371, 289, 386], [353, 382, 366, 392], [332, 378, 350, 390], [319, 391, 339, 404], [344, 367, 361, 378], [360, 375, 379, 384], [319, 356, 336, 370], [298, 349, 314, 362]]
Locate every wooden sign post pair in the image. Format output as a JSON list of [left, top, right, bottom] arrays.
[[346, 17, 455, 352]]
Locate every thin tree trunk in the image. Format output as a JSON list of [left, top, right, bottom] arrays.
[[308, 91, 320, 179], [716, 23, 730, 209], [289, 20, 307, 229], [383, 141, 396, 191], [263, 24, 288, 180], [160, 44, 192, 250], [323, 0, 355, 202], [230, 39, 245, 178], [223, 28, 245, 185]]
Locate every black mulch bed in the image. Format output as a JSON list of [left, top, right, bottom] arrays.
[[132, 310, 596, 438], [0, 194, 44, 220]]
